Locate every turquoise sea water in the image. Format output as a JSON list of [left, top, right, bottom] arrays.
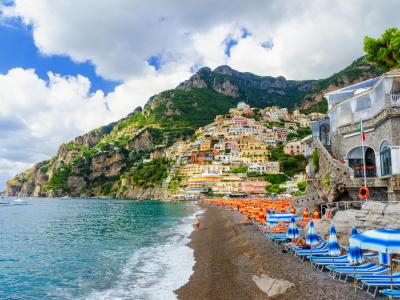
[[0, 198, 197, 300]]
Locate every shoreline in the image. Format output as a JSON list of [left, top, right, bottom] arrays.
[[176, 205, 368, 300]]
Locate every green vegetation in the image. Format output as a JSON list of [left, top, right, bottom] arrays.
[[301, 100, 328, 114], [130, 158, 171, 188], [265, 184, 286, 195], [297, 180, 307, 192], [364, 28, 400, 71], [269, 145, 307, 177], [44, 164, 72, 192], [230, 166, 248, 173], [263, 173, 289, 185], [168, 175, 182, 190], [287, 127, 311, 141], [39, 163, 51, 173], [321, 173, 331, 186], [311, 149, 319, 173]]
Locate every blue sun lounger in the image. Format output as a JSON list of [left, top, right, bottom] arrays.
[[336, 266, 389, 283], [381, 289, 400, 298], [310, 253, 378, 272], [326, 262, 375, 278], [352, 273, 400, 290], [362, 279, 400, 298], [293, 241, 327, 254]]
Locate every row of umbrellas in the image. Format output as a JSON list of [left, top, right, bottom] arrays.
[[287, 217, 400, 290]]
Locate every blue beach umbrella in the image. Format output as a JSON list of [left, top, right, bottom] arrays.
[[328, 225, 341, 256], [348, 227, 364, 290], [351, 227, 358, 236], [287, 217, 300, 240], [306, 221, 319, 264], [350, 228, 400, 289], [306, 221, 319, 246], [328, 225, 341, 270]]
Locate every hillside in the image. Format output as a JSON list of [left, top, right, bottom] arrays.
[[5, 57, 383, 198]]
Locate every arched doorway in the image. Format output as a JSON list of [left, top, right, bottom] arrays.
[[347, 146, 376, 177], [380, 141, 392, 176]]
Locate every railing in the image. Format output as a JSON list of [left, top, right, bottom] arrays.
[[391, 92, 400, 104]]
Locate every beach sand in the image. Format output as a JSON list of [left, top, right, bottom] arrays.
[[176, 205, 368, 300]]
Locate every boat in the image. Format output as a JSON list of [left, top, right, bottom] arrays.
[[12, 199, 28, 205], [0, 201, 11, 205]]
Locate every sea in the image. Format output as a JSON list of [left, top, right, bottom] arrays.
[[0, 197, 199, 300]]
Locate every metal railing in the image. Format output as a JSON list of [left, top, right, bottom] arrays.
[[391, 92, 400, 104]]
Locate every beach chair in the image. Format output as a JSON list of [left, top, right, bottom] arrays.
[[380, 289, 400, 298], [362, 279, 400, 298], [326, 262, 375, 278], [310, 253, 377, 272], [336, 266, 389, 283], [310, 256, 350, 271], [293, 241, 327, 254], [352, 272, 400, 290]]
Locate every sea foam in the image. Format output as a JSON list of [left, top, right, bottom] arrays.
[[85, 211, 198, 300]]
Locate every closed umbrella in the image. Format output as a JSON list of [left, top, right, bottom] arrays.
[[348, 227, 364, 290], [350, 228, 400, 290], [328, 224, 341, 269], [287, 217, 300, 240], [306, 221, 319, 265]]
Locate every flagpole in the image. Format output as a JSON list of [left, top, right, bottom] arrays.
[[360, 119, 368, 203]]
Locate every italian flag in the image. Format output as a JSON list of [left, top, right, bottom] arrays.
[[359, 120, 365, 142]]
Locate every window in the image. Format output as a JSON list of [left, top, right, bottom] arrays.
[[380, 141, 392, 176]]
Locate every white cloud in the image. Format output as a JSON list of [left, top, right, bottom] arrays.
[[3, 0, 399, 81], [0, 67, 190, 189]]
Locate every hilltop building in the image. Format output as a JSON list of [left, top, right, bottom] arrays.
[[313, 70, 400, 201]]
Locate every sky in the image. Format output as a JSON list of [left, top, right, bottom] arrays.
[[0, 0, 399, 191]]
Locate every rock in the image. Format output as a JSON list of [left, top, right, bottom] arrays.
[[252, 274, 294, 297], [383, 203, 400, 217]]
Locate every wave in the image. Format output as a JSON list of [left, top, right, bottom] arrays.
[[85, 211, 198, 300]]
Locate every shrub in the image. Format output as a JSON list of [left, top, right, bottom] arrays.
[[312, 149, 319, 173], [297, 180, 307, 192]]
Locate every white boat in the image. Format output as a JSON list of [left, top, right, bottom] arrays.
[[12, 199, 28, 205]]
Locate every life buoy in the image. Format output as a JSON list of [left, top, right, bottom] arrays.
[[358, 186, 369, 200]]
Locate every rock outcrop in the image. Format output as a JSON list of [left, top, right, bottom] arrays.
[[313, 201, 400, 245]]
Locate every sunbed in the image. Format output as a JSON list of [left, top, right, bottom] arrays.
[[352, 272, 400, 290], [326, 262, 375, 278], [292, 241, 327, 254], [361, 279, 400, 298], [336, 266, 389, 282], [380, 288, 400, 298]]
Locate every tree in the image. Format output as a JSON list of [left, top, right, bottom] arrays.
[[265, 184, 286, 195], [364, 28, 400, 71]]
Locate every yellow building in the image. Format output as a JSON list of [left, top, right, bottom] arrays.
[[186, 175, 222, 189], [179, 164, 205, 177]]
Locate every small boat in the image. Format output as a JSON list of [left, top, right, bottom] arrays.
[[12, 199, 28, 205], [0, 201, 11, 206]]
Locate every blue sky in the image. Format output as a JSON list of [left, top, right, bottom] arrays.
[[0, 18, 119, 94]]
